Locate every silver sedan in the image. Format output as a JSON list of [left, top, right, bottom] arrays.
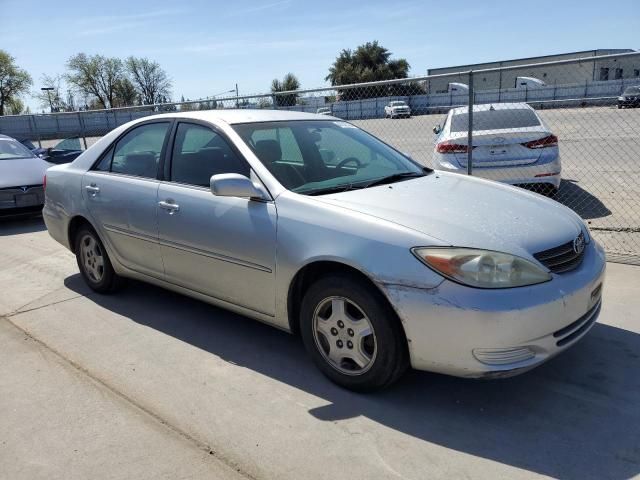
[[43, 110, 605, 391]]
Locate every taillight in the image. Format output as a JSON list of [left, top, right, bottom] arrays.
[[436, 141, 469, 154], [522, 134, 558, 149], [43, 174, 47, 191]]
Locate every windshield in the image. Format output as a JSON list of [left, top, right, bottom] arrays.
[[390, 101, 407, 107], [0, 138, 37, 160], [451, 108, 541, 133], [233, 120, 425, 195], [623, 86, 640, 95]]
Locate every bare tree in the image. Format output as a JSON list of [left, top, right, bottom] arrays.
[[66, 53, 124, 108], [33, 74, 70, 112], [0, 49, 32, 116], [125, 57, 172, 105]]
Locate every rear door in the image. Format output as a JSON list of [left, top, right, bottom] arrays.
[[157, 121, 277, 315], [82, 121, 172, 278]]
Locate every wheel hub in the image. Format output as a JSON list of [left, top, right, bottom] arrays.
[[312, 296, 377, 376]]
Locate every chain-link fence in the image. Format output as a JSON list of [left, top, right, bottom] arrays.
[[2, 52, 639, 264]]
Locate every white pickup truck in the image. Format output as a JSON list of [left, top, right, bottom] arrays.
[[384, 100, 411, 118]]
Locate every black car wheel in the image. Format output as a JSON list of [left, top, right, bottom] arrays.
[[300, 273, 409, 391]]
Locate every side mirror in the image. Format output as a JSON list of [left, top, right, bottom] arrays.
[[432, 125, 441, 134], [210, 173, 268, 200]]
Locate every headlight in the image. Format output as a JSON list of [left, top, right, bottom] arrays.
[[412, 247, 552, 288]]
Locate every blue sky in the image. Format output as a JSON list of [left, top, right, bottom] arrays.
[[1, 0, 638, 110]]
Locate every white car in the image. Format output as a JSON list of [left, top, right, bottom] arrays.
[[0, 134, 52, 216], [432, 103, 561, 196], [384, 101, 411, 118], [316, 107, 332, 115]]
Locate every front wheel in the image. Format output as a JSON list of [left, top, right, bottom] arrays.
[[300, 274, 408, 391], [75, 226, 124, 293]]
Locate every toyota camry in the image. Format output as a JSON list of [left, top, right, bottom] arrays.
[[43, 110, 605, 391]]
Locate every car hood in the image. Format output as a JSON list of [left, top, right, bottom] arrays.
[[315, 172, 583, 258], [0, 157, 52, 188]]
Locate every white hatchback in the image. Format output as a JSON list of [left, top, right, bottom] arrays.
[[433, 103, 561, 196]]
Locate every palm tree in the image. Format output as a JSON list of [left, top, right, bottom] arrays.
[[271, 73, 300, 107], [326, 41, 411, 100]]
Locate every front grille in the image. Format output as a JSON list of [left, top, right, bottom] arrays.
[[534, 236, 585, 273]]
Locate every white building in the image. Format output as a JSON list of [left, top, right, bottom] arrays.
[[426, 49, 639, 93]]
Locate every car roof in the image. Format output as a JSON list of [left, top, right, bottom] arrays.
[[139, 109, 332, 125], [450, 102, 534, 115]]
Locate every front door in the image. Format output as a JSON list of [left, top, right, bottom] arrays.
[[82, 121, 171, 278], [157, 122, 277, 315]]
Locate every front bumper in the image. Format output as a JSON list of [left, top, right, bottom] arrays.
[[381, 240, 606, 377], [618, 99, 640, 108], [0, 186, 45, 215]]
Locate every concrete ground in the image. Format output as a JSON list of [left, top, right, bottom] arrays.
[[1, 216, 640, 479]]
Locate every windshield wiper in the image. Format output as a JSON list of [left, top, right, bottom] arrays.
[[303, 183, 360, 196], [301, 170, 429, 196], [360, 171, 426, 188]]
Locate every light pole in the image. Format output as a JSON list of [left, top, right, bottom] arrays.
[[41, 87, 55, 112], [211, 89, 235, 98], [235, 83, 239, 108]]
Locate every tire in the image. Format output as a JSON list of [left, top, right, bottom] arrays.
[[618, 104, 622, 109], [300, 273, 409, 392], [74, 226, 124, 293]]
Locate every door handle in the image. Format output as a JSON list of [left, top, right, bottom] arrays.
[[158, 200, 180, 214], [85, 184, 100, 196]]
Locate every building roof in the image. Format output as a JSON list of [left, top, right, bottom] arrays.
[[427, 49, 635, 74]]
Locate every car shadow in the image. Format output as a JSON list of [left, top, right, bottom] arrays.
[[555, 179, 612, 220], [0, 215, 46, 236], [64, 274, 640, 480]]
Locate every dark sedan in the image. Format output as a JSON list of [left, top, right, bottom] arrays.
[[19, 137, 85, 164], [618, 86, 640, 109]]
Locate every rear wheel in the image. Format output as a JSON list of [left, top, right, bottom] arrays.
[[300, 273, 408, 391], [75, 226, 124, 293]]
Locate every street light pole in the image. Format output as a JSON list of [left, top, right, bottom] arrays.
[[235, 83, 239, 108], [41, 87, 55, 113]]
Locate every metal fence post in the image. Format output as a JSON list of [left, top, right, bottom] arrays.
[[29, 115, 42, 148], [467, 70, 474, 176], [77, 112, 88, 149]]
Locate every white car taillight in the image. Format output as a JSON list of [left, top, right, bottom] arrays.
[[522, 134, 558, 149], [436, 141, 470, 154]]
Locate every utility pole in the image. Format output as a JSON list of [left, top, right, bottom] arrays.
[[235, 83, 239, 108]]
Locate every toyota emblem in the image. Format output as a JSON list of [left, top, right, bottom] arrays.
[[573, 233, 585, 255], [20, 186, 29, 192]]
